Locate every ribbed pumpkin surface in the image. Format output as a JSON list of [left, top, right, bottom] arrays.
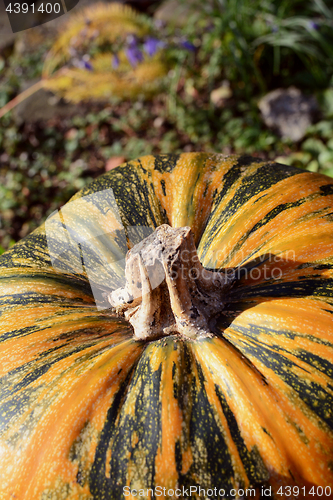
[[0, 153, 333, 499]]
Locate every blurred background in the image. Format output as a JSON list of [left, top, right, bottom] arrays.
[[1, 0, 333, 252]]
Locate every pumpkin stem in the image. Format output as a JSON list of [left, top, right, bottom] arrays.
[[109, 224, 233, 340]]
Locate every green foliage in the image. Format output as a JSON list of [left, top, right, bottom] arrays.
[[0, 110, 94, 249], [0, 99, 185, 250], [1, 0, 333, 252], [0, 241, 15, 255], [181, 0, 333, 92], [163, 0, 333, 170], [276, 119, 333, 177]]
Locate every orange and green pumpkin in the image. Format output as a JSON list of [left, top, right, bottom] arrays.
[[0, 153, 333, 499]]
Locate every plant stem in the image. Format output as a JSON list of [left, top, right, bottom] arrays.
[[0, 80, 45, 120]]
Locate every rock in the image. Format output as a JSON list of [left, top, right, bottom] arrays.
[[258, 87, 320, 142], [154, 0, 198, 27], [13, 79, 81, 125], [125, 0, 162, 13], [0, 1, 16, 56], [210, 82, 232, 107], [0, 33, 16, 57]]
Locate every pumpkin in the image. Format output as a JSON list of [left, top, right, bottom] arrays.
[[0, 152, 333, 500]]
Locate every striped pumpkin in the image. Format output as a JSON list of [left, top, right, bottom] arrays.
[[0, 153, 333, 499]]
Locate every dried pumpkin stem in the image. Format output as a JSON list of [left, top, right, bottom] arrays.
[[109, 224, 233, 340]]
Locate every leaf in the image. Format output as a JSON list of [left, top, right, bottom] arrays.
[[319, 89, 333, 119], [105, 156, 126, 171], [306, 159, 319, 172], [302, 137, 327, 156], [321, 167, 333, 178], [318, 150, 333, 168]]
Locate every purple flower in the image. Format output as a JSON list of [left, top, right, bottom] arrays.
[[126, 34, 139, 49], [126, 46, 143, 66], [72, 58, 93, 70], [112, 54, 120, 69], [143, 37, 165, 57], [266, 19, 278, 32], [308, 21, 319, 30], [126, 42, 144, 67], [83, 61, 93, 71], [180, 40, 196, 52], [125, 35, 144, 67]]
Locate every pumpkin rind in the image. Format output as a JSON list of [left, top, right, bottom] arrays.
[[0, 153, 333, 499]]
